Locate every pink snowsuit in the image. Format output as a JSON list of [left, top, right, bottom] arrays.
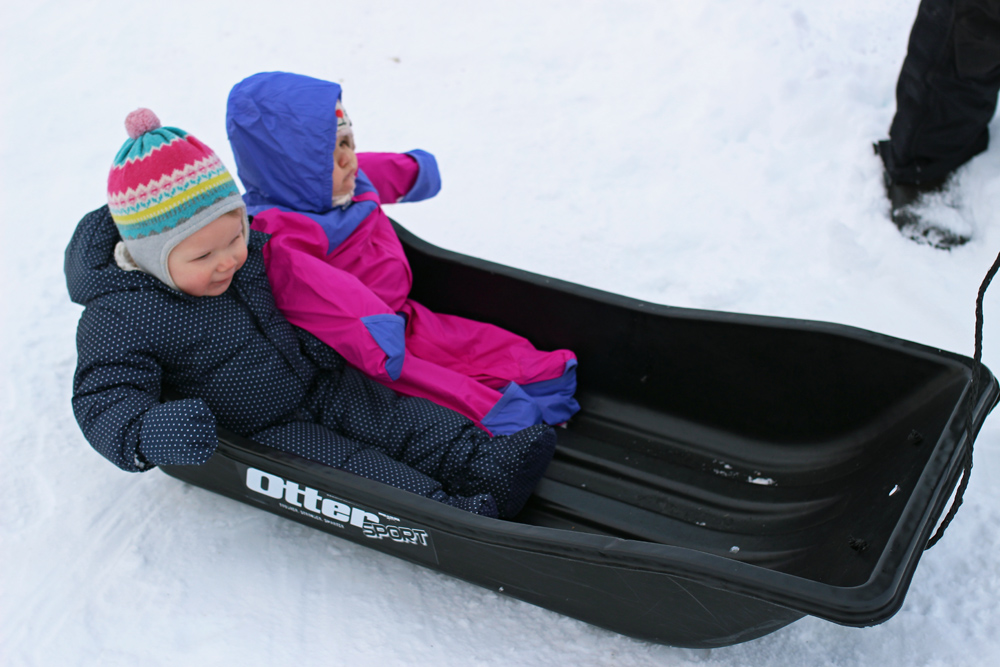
[[227, 73, 578, 435]]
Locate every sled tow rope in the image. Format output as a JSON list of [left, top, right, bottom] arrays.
[[926, 249, 1000, 549]]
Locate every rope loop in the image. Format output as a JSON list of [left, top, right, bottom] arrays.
[[926, 249, 1000, 549]]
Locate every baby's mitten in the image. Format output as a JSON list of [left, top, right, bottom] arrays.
[[138, 399, 218, 466]]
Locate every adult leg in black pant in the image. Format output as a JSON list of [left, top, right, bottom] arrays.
[[875, 0, 1000, 247]]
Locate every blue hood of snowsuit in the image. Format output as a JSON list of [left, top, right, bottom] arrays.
[[227, 71, 357, 214], [227, 71, 389, 252]]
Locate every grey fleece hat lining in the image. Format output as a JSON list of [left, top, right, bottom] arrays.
[[121, 194, 249, 291]]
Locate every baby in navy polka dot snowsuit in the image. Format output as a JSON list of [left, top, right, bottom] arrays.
[[65, 204, 556, 519]]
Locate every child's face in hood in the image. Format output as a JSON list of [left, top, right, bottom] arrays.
[[333, 131, 357, 199]]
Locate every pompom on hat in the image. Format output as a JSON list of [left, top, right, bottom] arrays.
[[107, 108, 247, 291], [335, 99, 352, 138], [124, 107, 162, 139], [331, 98, 355, 207]]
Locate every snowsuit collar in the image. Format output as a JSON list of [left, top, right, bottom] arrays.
[[65, 205, 268, 307]]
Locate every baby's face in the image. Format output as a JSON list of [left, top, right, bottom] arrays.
[[332, 131, 357, 198], [167, 209, 247, 297]]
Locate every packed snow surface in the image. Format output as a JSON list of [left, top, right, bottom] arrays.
[[2, 1, 999, 665]]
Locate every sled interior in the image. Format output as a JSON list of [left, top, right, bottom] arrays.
[[159, 219, 997, 644], [394, 222, 996, 595]]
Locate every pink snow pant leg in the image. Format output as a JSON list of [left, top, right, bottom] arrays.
[[399, 300, 576, 389], [368, 352, 529, 435], [375, 300, 579, 435]]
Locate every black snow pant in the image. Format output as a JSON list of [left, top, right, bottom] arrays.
[[881, 0, 1000, 185], [251, 367, 555, 518]]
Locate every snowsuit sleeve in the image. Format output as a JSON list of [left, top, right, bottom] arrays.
[[72, 304, 218, 472], [358, 150, 441, 204], [254, 209, 406, 382]]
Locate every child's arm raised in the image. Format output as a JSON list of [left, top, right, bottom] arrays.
[[358, 150, 441, 205], [72, 305, 218, 472]]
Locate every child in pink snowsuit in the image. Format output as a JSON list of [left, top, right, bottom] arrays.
[[226, 72, 579, 435]]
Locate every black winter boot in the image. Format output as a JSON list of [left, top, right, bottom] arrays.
[[875, 142, 971, 249]]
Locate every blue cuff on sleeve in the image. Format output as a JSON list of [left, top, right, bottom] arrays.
[[362, 313, 407, 380], [519, 358, 580, 424], [399, 149, 442, 203], [481, 382, 544, 436]]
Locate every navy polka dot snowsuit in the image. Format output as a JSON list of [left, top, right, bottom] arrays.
[[64, 206, 556, 518]]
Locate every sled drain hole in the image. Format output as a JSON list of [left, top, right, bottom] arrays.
[[848, 536, 869, 553]]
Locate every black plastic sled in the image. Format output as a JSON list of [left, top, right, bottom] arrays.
[[162, 221, 999, 648]]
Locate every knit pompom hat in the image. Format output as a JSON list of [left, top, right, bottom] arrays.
[[107, 108, 248, 290], [331, 98, 355, 208], [335, 98, 352, 138]]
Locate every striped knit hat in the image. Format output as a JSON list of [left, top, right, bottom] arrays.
[[107, 108, 247, 290]]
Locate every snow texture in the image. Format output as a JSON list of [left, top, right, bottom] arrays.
[[2, 1, 999, 665]]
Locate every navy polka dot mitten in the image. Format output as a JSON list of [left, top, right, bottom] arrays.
[[138, 399, 218, 466]]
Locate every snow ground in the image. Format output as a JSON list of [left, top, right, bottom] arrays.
[[2, 0, 999, 665]]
